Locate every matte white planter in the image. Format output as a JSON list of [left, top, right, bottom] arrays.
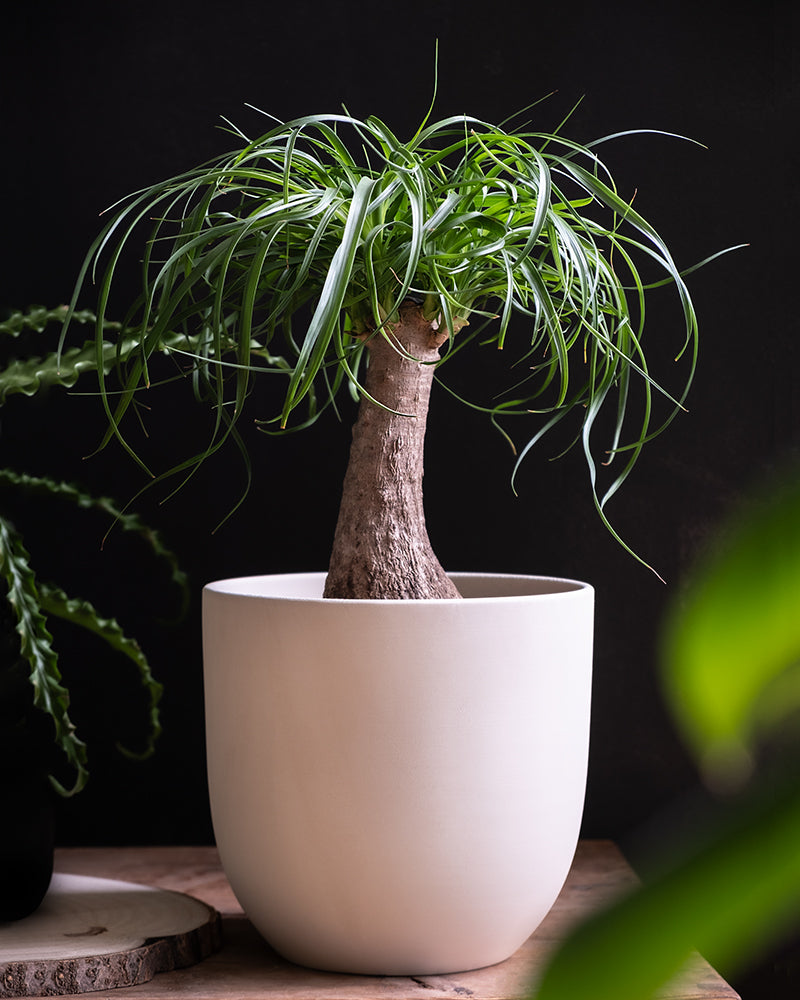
[[203, 572, 593, 975]]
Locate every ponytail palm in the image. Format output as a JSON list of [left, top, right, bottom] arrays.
[[70, 108, 714, 596]]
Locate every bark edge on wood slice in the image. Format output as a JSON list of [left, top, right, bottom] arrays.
[[0, 874, 222, 997]]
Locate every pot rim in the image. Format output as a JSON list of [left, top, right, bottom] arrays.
[[203, 570, 593, 605]]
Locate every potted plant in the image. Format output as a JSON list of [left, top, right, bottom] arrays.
[[0, 305, 184, 919], [65, 104, 728, 974]]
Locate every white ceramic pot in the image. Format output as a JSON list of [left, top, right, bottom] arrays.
[[202, 572, 593, 975]]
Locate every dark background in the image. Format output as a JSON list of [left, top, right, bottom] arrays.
[[3, 1, 798, 995]]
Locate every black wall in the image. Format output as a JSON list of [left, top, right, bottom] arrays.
[[3, 2, 798, 994]]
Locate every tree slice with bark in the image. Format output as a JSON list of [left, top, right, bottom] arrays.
[[0, 874, 221, 997]]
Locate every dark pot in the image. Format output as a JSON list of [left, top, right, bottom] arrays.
[[0, 655, 56, 921]]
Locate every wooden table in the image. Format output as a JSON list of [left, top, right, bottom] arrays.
[[37, 842, 738, 999]]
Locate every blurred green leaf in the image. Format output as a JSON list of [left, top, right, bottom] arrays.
[[534, 782, 800, 1000], [661, 474, 800, 788], [535, 470, 800, 999]]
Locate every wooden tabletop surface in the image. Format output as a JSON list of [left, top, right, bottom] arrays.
[[39, 840, 739, 1000]]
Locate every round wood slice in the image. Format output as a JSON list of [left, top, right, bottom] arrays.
[[0, 873, 222, 997]]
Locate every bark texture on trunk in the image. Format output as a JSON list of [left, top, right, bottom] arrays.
[[323, 302, 461, 600]]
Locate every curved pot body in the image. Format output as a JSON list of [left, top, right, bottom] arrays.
[[203, 572, 593, 975]]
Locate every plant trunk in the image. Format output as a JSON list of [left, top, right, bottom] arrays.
[[324, 302, 461, 600]]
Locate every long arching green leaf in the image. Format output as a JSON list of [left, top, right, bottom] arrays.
[[63, 106, 732, 564], [281, 174, 378, 425]]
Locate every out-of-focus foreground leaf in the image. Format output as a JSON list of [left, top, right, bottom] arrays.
[[533, 782, 800, 1000], [662, 473, 800, 789], [533, 470, 800, 999]]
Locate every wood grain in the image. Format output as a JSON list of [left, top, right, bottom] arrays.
[[7, 841, 739, 1000], [0, 874, 221, 997]]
